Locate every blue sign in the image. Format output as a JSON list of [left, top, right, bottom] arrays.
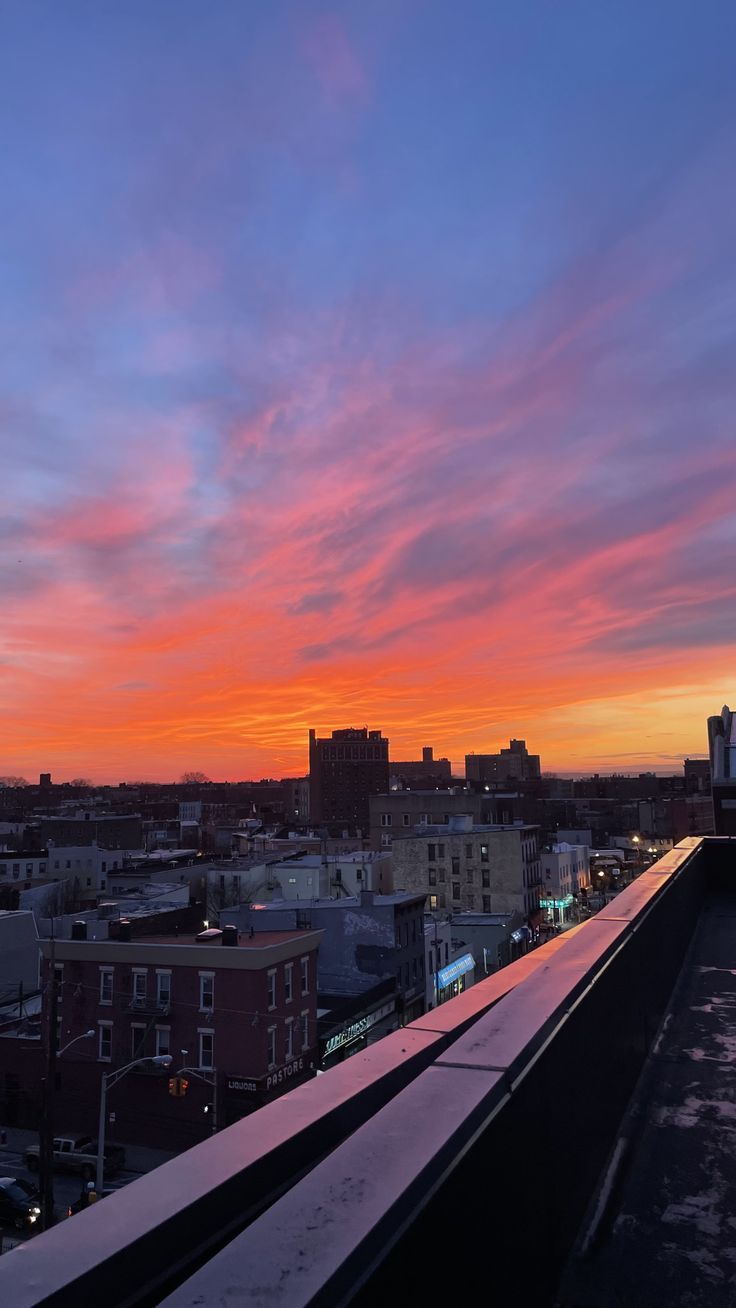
[[437, 953, 475, 990]]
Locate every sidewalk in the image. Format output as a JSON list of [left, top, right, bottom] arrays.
[[0, 1125, 178, 1175]]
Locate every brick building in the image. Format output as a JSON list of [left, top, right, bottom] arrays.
[[309, 728, 389, 830], [38, 920, 322, 1149]]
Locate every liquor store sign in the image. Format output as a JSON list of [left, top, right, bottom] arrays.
[[226, 1056, 307, 1098]]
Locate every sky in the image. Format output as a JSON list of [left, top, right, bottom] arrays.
[[1, 0, 735, 783]]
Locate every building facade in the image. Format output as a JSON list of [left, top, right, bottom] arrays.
[[38, 921, 322, 1148], [391, 816, 542, 920], [309, 728, 389, 831], [465, 739, 541, 788], [369, 789, 521, 851]]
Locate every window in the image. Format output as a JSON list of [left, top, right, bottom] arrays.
[[86, 878, 92, 888], [267, 969, 276, 1010], [301, 956, 309, 995], [452, 857, 460, 877], [482, 869, 490, 888], [428, 867, 437, 886], [438, 844, 445, 859], [481, 845, 489, 862], [452, 882, 460, 901], [380, 814, 392, 827], [156, 971, 171, 1007], [156, 1027, 171, 1058], [267, 1025, 277, 1070], [98, 1023, 112, 1062], [466, 868, 474, 884], [284, 963, 293, 1004], [465, 844, 473, 859], [427, 844, 436, 861], [439, 892, 446, 909], [99, 968, 113, 1005], [132, 970, 147, 1003], [39, 863, 46, 875], [429, 894, 438, 910], [402, 814, 410, 826], [381, 833, 392, 847], [412, 958, 418, 982], [198, 1031, 214, 1070], [285, 1018, 294, 1060], [0, 866, 6, 876], [438, 865, 446, 883], [131, 1024, 145, 1058], [199, 973, 214, 1011], [419, 813, 429, 825], [301, 1010, 309, 1048], [26, 863, 33, 875]]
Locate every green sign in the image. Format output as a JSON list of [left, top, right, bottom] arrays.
[[539, 895, 573, 909]]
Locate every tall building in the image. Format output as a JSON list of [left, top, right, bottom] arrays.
[[309, 728, 389, 831], [707, 705, 736, 834], [465, 739, 541, 788]]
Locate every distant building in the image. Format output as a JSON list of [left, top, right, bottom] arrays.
[[465, 739, 541, 788], [389, 746, 452, 790], [369, 789, 521, 851], [309, 728, 389, 831], [684, 758, 711, 793], [39, 813, 143, 851], [391, 815, 542, 920]]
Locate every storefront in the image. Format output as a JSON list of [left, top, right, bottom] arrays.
[[434, 953, 475, 1005], [319, 997, 397, 1070], [222, 1056, 315, 1124], [539, 894, 574, 927]]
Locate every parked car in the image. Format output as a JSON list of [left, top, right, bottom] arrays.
[[25, 1135, 126, 1180], [0, 1177, 42, 1230]]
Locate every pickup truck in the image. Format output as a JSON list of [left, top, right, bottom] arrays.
[[25, 1136, 126, 1180]]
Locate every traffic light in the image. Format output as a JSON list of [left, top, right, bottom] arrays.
[[179, 1077, 189, 1097], [168, 1076, 190, 1098]]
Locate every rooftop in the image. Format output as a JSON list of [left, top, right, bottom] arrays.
[[5, 836, 734, 1307]]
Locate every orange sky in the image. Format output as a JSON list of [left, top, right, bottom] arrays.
[[1, 4, 734, 783]]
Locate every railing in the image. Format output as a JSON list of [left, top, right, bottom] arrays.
[[0, 836, 718, 1308]]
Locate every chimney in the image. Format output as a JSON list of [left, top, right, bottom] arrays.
[[118, 919, 132, 942], [71, 920, 87, 941], [222, 924, 238, 947]]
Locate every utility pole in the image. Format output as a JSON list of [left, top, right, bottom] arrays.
[[39, 936, 59, 1231]]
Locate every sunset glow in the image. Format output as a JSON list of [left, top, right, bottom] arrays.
[[1, 2, 734, 781]]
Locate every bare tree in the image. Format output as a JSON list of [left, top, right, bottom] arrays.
[[0, 776, 29, 787], [69, 777, 93, 788], [180, 771, 211, 784]]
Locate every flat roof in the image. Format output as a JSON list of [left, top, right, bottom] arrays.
[[138, 930, 315, 948]]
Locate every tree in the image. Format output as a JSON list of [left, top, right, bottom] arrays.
[[69, 778, 93, 788], [0, 776, 29, 787], [180, 772, 211, 784]]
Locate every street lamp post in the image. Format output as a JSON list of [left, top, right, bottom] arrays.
[[59, 1030, 95, 1058], [96, 1056, 172, 1193]]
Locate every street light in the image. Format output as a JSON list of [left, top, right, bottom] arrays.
[[96, 1055, 172, 1193], [58, 1030, 95, 1058]]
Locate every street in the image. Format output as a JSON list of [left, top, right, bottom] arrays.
[[0, 1128, 177, 1249]]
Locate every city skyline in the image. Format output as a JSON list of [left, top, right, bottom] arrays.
[[2, 3, 735, 783]]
